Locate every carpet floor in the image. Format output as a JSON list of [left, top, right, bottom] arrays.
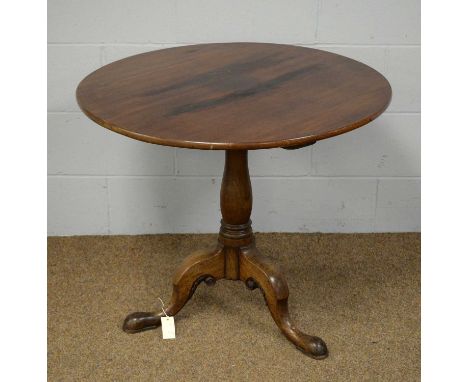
[[48, 233, 420, 381]]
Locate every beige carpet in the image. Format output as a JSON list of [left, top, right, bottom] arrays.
[[48, 233, 420, 381]]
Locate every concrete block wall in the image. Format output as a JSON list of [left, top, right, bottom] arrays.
[[48, 0, 420, 236]]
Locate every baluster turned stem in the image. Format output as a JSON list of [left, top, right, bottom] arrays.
[[219, 150, 254, 279]]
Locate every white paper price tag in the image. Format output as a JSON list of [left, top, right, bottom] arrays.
[[161, 316, 176, 339]]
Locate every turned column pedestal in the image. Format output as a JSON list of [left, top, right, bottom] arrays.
[[122, 150, 328, 359]]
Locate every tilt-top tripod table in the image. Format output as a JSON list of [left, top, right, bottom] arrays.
[[76, 43, 391, 359]]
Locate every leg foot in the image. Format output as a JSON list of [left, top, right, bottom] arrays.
[[123, 248, 224, 333], [240, 248, 328, 359], [123, 311, 163, 333]]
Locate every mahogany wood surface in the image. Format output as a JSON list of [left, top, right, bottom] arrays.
[[76, 43, 391, 150]]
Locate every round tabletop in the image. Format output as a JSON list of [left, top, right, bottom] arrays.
[[76, 43, 391, 150]]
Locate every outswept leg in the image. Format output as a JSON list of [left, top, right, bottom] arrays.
[[239, 248, 328, 359], [123, 248, 224, 333]]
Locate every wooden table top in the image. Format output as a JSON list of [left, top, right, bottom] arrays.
[[76, 43, 391, 150]]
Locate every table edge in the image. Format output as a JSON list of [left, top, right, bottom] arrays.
[[76, 94, 391, 150]]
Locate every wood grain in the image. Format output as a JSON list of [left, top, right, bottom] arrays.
[[76, 43, 391, 150]]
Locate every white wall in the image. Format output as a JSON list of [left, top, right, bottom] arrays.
[[47, 0, 420, 236]]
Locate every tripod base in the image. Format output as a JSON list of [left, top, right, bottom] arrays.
[[123, 243, 328, 360], [123, 150, 328, 359]]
